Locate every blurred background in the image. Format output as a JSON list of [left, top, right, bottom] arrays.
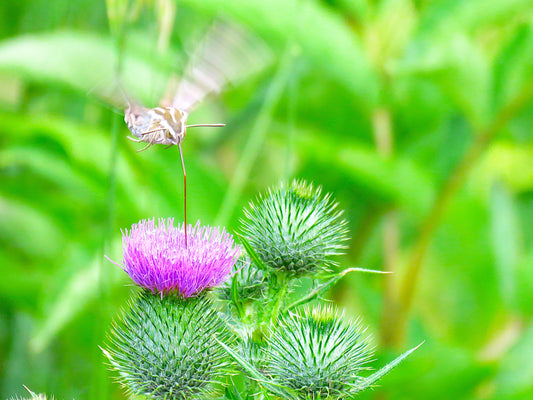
[[0, 0, 532, 399]]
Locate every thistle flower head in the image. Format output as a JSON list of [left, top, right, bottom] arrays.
[[104, 291, 234, 400], [120, 218, 240, 297], [266, 305, 372, 399], [241, 180, 348, 276]]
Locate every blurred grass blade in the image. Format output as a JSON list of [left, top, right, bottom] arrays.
[[490, 182, 521, 306], [30, 248, 123, 352]]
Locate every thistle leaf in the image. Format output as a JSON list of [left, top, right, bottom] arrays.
[[236, 233, 269, 271], [216, 339, 297, 400], [285, 267, 390, 311], [355, 342, 424, 393]]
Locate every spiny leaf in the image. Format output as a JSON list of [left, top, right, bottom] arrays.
[[216, 339, 297, 400], [356, 342, 424, 393], [284, 267, 390, 312]]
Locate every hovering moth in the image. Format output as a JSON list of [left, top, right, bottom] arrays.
[[117, 22, 271, 245]]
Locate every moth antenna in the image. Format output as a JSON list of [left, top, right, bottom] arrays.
[[186, 123, 226, 128], [178, 143, 188, 248]]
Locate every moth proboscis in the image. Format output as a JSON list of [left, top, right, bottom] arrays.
[[115, 21, 271, 246]]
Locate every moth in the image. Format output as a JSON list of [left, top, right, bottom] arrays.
[[118, 22, 271, 245]]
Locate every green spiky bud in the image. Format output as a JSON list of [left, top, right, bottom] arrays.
[[265, 306, 372, 399], [8, 387, 53, 400], [9, 394, 51, 400], [241, 181, 348, 276], [219, 257, 266, 302], [104, 291, 234, 400]]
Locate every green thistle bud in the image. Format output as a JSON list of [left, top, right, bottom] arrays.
[[219, 257, 266, 302], [241, 181, 348, 276], [103, 291, 234, 400], [265, 306, 372, 399], [8, 387, 53, 400], [9, 394, 50, 400]]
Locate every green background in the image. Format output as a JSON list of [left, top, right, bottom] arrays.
[[0, 0, 532, 399]]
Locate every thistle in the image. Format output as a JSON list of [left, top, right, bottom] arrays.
[[265, 306, 372, 399], [116, 218, 240, 297], [104, 291, 234, 400], [103, 219, 240, 399], [241, 181, 348, 276]]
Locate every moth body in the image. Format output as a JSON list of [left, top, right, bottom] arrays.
[[125, 106, 188, 147]]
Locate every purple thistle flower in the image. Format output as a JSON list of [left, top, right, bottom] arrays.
[[116, 218, 240, 298]]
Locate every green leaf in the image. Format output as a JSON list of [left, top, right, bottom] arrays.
[[231, 271, 245, 319], [356, 342, 423, 393], [236, 233, 269, 271], [296, 131, 435, 216], [396, 34, 491, 127], [0, 32, 167, 104], [285, 267, 389, 312], [30, 250, 124, 352], [180, 0, 379, 109], [419, 0, 533, 34], [216, 339, 297, 400], [493, 23, 533, 110]]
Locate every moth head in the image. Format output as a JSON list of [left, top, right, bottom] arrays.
[[124, 106, 134, 126], [124, 105, 145, 128]]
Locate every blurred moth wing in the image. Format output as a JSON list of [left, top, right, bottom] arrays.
[[169, 20, 272, 113], [118, 21, 271, 244], [123, 21, 271, 151]]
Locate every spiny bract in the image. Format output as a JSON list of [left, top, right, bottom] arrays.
[[265, 305, 372, 399], [241, 180, 348, 276], [104, 291, 234, 400]]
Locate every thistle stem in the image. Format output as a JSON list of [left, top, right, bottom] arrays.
[[269, 273, 289, 323]]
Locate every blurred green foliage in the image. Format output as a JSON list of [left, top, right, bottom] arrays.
[[0, 0, 532, 399]]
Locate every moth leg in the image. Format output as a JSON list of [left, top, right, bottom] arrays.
[[136, 135, 156, 152], [164, 144, 174, 149], [136, 142, 153, 152], [127, 136, 142, 142]]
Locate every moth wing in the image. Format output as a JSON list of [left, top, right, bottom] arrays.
[[88, 77, 145, 114], [170, 20, 272, 113]]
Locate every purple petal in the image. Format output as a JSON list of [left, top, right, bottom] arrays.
[[120, 218, 240, 297]]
